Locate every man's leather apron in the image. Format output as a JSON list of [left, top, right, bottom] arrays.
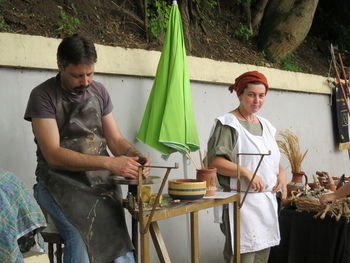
[[36, 84, 133, 263]]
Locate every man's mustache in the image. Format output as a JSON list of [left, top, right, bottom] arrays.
[[73, 85, 89, 94]]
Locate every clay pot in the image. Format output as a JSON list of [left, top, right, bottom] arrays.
[[196, 168, 217, 196], [287, 171, 308, 197]]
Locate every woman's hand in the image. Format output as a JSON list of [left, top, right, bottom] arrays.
[[249, 175, 266, 192], [319, 193, 337, 204], [272, 174, 287, 199]]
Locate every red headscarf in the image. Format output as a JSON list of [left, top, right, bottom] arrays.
[[228, 71, 269, 96]]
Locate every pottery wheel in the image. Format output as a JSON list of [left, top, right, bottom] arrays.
[[110, 175, 161, 185]]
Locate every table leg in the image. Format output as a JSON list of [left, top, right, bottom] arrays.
[[132, 217, 139, 263], [190, 211, 199, 263], [233, 201, 240, 263], [149, 222, 171, 263], [129, 185, 139, 262], [140, 227, 150, 263]]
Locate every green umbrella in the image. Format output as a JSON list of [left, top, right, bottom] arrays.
[[137, 1, 199, 155]]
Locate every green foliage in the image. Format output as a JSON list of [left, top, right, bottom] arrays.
[[234, 23, 252, 41], [0, 17, 11, 32], [261, 50, 273, 61], [57, 4, 80, 35], [147, 0, 170, 38], [279, 54, 302, 72], [0, 0, 6, 6]]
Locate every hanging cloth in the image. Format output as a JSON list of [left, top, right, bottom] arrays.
[[332, 83, 350, 150]]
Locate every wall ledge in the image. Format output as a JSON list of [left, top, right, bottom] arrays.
[[0, 32, 331, 94]]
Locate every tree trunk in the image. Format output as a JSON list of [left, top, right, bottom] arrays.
[[258, 0, 319, 61], [242, 0, 252, 31], [178, 0, 192, 52], [251, 0, 269, 36]]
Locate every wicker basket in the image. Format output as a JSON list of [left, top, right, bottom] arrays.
[[294, 196, 326, 213]]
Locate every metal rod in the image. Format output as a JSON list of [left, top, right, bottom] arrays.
[[236, 151, 271, 208], [140, 167, 174, 234], [141, 163, 179, 169], [138, 163, 179, 234], [338, 53, 350, 97], [138, 166, 145, 234]]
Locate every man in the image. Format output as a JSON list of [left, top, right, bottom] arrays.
[[24, 34, 150, 263]]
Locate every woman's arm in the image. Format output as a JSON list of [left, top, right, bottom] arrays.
[[320, 181, 350, 204], [209, 156, 266, 192], [272, 164, 287, 199]]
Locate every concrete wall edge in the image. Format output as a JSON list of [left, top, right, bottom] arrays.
[[0, 32, 332, 94]]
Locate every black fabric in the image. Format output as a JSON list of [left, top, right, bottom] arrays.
[[268, 208, 350, 263], [332, 84, 350, 150]]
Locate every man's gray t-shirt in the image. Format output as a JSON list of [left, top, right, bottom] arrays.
[[24, 75, 113, 121]]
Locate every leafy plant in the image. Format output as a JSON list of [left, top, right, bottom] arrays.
[[147, 0, 171, 38], [234, 23, 252, 41], [0, 17, 11, 32], [57, 4, 80, 35], [279, 54, 302, 72]]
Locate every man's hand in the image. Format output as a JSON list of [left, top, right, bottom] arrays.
[[108, 156, 141, 178], [137, 156, 151, 178]]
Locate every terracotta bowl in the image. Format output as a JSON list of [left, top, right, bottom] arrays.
[[168, 179, 206, 200]]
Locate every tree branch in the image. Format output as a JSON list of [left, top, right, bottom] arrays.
[[111, 0, 144, 27]]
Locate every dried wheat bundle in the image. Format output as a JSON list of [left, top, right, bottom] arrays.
[[277, 129, 308, 173]]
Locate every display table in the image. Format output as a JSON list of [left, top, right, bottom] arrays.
[[129, 194, 241, 263], [268, 208, 350, 263]]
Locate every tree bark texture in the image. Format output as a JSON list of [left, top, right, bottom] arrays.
[[258, 0, 319, 60], [251, 0, 270, 36], [178, 0, 192, 52]]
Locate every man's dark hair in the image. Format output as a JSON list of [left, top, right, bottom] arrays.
[[57, 34, 97, 68]]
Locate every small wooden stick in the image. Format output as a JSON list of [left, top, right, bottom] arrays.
[[185, 150, 200, 170], [199, 150, 204, 169]]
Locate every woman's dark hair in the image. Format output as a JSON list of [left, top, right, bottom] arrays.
[[57, 34, 97, 68]]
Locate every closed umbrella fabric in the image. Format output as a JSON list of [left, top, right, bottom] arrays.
[[137, 3, 199, 155]]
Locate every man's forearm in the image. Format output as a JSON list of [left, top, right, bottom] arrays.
[[46, 147, 110, 171], [108, 138, 143, 158]]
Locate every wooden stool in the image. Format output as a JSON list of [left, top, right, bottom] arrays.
[[41, 230, 64, 263], [41, 212, 64, 263]]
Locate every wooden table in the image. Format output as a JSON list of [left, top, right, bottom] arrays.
[[128, 194, 241, 263]]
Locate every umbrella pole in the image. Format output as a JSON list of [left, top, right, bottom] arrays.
[[182, 153, 192, 263]]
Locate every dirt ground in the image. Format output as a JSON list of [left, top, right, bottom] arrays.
[[0, 0, 331, 77]]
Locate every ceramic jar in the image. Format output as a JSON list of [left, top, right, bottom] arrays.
[[196, 168, 217, 196], [287, 171, 308, 197]]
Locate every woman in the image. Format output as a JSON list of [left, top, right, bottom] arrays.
[[207, 71, 287, 263]]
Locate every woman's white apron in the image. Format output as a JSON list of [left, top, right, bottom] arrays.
[[216, 113, 281, 253]]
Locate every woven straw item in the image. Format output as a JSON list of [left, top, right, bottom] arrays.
[[294, 196, 326, 213]]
